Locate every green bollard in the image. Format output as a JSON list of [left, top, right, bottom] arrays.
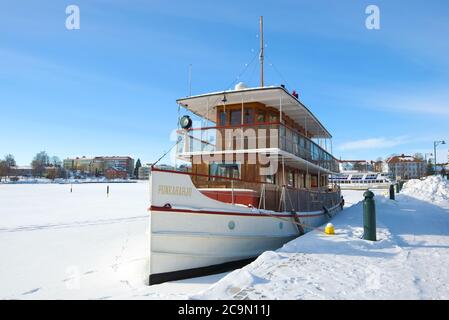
[[395, 183, 400, 194], [363, 190, 377, 241], [389, 184, 395, 200]]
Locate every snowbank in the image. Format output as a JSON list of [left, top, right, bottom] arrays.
[[401, 175, 449, 204]]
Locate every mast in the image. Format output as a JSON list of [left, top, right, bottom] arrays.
[[259, 16, 264, 87]]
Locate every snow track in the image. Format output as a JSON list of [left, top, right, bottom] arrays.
[[0, 215, 147, 233]]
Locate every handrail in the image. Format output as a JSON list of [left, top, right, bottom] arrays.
[[151, 167, 340, 193], [151, 167, 341, 213], [177, 122, 338, 163], [151, 167, 269, 185]]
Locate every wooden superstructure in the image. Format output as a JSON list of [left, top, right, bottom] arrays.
[[175, 86, 340, 212]]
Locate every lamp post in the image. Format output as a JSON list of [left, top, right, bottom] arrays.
[[434, 141, 446, 175], [425, 153, 433, 176]]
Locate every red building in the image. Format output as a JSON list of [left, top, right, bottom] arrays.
[[104, 168, 128, 179]]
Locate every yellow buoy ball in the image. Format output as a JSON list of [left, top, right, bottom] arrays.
[[325, 223, 335, 235]]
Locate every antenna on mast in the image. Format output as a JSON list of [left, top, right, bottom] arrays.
[[259, 16, 264, 87]]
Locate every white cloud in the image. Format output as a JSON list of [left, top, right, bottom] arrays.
[[338, 136, 408, 151]]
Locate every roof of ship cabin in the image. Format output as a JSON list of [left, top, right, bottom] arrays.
[[176, 86, 332, 138]]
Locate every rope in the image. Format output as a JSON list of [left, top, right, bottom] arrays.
[[260, 209, 333, 234], [267, 57, 291, 89], [179, 50, 260, 122], [151, 135, 183, 168]]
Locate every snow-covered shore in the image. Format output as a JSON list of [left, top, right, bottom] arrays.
[[1, 177, 448, 299], [194, 178, 449, 299]]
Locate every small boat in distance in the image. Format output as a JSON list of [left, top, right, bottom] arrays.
[[148, 17, 344, 285]]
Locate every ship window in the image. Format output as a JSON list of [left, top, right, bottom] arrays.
[[256, 112, 265, 123], [287, 171, 295, 187], [230, 110, 242, 126], [269, 113, 278, 123], [265, 174, 275, 184], [209, 162, 241, 180], [244, 109, 254, 124], [311, 175, 318, 188], [218, 111, 226, 126]]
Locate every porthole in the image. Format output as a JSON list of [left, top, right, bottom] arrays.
[[228, 221, 236, 230]]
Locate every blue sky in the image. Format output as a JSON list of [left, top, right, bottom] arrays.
[[1, 0, 449, 165]]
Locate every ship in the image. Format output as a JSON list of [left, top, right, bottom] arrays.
[[329, 171, 393, 190], [148, 17, 343, 285]]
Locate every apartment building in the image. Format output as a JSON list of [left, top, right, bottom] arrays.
[[386, 154, 426, 180], [63, 156, 134, 176]]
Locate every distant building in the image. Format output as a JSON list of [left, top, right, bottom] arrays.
[[104, 167, 128, 179], [386, 154, 426, 180], [11, 166, 32, 177], [373, 160, 384, 173], [63, 156, 93, 172], [101, 156, 134, 175], [63, 158, 74, 170], [76, 157, 94, 172], [63, 156, 134, 177], [138, 165, 151, 180], [154, 164, 175, 171]]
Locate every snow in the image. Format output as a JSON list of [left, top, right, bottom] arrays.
[[1, 177, 135, 184], [1, 177, 449, 299], [0, 182, 227, 299], [398, 156, 416, 162], [401, 175, 449, 204], [193, 179, 449, 299]]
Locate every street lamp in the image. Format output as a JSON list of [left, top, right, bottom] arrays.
[[434, 140, 446, 175]]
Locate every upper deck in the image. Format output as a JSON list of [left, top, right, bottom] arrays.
[[177, 86, 332, 139], [176, 86, 339, 175]]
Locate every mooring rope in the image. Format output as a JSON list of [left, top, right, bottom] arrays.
[[151, 136, 183, 168]]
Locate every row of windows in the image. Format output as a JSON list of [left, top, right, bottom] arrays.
[[207, 162, 328, 188], [334, 180, 387, 184], [218, 109, 280, 126]]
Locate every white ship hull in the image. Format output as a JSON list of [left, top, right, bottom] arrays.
[[148, 170, 342, 285]]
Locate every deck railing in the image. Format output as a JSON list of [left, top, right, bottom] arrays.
[[151, 167, 341, 213], [177, 122, 339, 172]]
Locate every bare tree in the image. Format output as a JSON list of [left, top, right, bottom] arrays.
[[0, 161, 8, 182], [414, 153, 424, 161], [31, 151, 50, 177], [50, 156, 62, 167], [46, 167, 58, 180], [2, 154, 16, 178], [4, 154, 16, 167]]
